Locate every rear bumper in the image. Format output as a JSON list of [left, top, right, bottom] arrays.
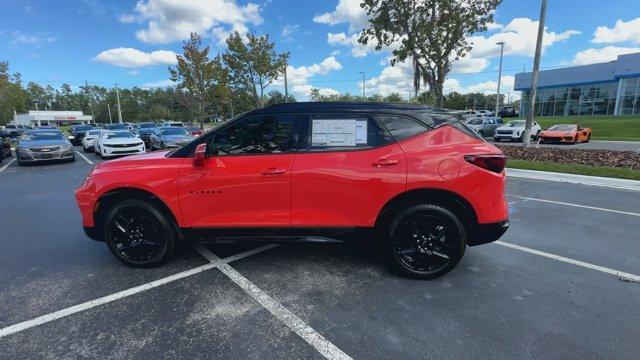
[[468, 219, 509, 246]]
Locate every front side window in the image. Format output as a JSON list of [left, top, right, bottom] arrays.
[[307, 114, 393, 151], [211, 114, 300, 155], [379, 114, 429, 142]]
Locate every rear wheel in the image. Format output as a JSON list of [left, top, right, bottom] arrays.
[[572, 135, 578, 144], [102, 199, 176, 267], [585, 134, 591, 143], [385, 204, 466, 279]]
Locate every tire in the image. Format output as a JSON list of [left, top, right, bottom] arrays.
[[585, 134, 591, 143], [519, 132, 524, 142], [572, 135, 578, 144], [102, 198, 176, 268], [534, 130, 541, 141], [384, 204, 466, 279]]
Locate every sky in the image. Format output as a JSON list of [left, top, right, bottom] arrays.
[[1, 0, 640, 101]]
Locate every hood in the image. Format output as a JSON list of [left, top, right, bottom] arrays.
[[101, 137, 143, 145], [95, 150, 171, 170], [162, 134, 193, 142], [18, 139, 69, 148]]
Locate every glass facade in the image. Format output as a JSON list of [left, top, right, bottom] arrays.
[[520, 81, 619, 117], [619, 76, 640, 115]]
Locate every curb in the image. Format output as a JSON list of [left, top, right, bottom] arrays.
[[506, 168, 640, 192]]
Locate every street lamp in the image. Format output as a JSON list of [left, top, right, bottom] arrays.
[[495, 41, 505, 115], [359, 72, 366, 98]]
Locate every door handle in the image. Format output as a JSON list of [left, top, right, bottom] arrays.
[[372, 159, 399, 167], [261, 168, 288, 175]]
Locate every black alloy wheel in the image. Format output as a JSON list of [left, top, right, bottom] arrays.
[[103, 199, 176, 267], [387, 204, 466, 279]]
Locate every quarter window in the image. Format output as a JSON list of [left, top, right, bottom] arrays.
[[378, 115, 429, 142], [212, 115, 301, 155]]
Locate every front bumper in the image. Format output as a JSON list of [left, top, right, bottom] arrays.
[[69, 135, 84, 145], [468, 219, 509, 246], [493, 132, 520, 141], [83, 226, 102, 241], [539, 136, 574, 143], [100, 143, 145, 157], [17, 148, 75, 162]]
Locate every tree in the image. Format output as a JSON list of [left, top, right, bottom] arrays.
[[223, 31, 288, 108], [0, 61, 27, 124], [359, 0, 502, 106], [265, 90, 296, 106], [169, 33, 230, 129]]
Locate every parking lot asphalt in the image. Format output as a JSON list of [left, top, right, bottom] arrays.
[[0, 148, 639, 359], [491, 138, 640, 152]]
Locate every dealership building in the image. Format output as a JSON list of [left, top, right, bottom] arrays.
[[514, 52, 640, 117], [13, 110, 94, 126]]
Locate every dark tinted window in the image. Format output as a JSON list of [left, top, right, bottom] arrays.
[[379, 115, 429, 142], [306, 114, 393, 152], [212, 115, 300, 155]]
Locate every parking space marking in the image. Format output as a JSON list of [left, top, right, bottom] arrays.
[[195, 245, 353, 360], [495, 241, 640, 283], [0, 245, 276, 339], [75, 151, 94, 165], [511, 195, 640, 217], [0, 159, 16, 172]]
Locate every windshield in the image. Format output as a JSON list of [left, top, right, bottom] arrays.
[[87, 130, 101, 136], [138, 123, 157, 128], [106, 124, 128, 130], [161, 128, 188, 135], [21, 132, 65, 141], [506, 121, 525, 127], [72, 125, 93, 131], [548, 124, 577, 131], [104, 131, 134, 139]]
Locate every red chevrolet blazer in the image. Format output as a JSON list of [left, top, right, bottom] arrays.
[[75, 103, 508, 279]]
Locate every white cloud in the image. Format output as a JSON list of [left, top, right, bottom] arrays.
[[120, 0, 263, 44], [141, 79, 174, 89], [593, 18, 640, 44], [281, 24, 299, 42], [313, 0, 368, 32], [486, 22, 503, 31], [571, 46, 640, 65], [11, 31, 57, 46], [272, 56, 342, 99], [126, 70, 140, 75], [291, 84, 339, 98], [94, 48, 178, 68]]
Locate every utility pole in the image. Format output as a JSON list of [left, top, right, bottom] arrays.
[[115, 84, 123, 123], [283, 60, 288, 103], [495, 41, 505, 115], [359, 72, 366, 99], [523, 0, 547, 148], [107, 103, 113, 123]]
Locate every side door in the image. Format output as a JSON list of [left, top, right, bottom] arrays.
[[291, 113, 407, 227], [178, 114, 302, 228]]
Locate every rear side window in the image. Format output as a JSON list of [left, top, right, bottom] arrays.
[[212, 114, 301, 155], [378, 115, 429, 142], [306, 114, 393, 152]]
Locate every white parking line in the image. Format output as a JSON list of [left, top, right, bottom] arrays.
[[75, 151, 94, 165], [0, 245, 275, 339], [495, 241, 640, 283], [512, 195, 640, 217], [0, 159, 16, 172], [195, 245, 352, 360]]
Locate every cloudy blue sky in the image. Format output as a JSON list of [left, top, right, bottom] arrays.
[[2, 0, 640, 100]]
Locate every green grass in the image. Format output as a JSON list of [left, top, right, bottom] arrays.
[[507, 159, 640, 181], [522, 115, 640, 141]]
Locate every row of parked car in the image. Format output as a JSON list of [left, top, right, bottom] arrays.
[[0, 120, 204, 165], [463, 117, 592, 144]]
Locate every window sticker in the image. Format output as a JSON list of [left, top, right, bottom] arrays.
[[312, 119, 358, 146], [355, 120, 367, 144]]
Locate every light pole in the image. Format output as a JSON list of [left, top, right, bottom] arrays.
[[359, 72, 366, 99], [495, 41, 505, 115], [523, 0, 547, 148], [283, 60, 288, 103], [115, 84, 123, 123]]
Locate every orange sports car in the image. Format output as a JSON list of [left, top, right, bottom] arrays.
[[538, 124, 592, 144]]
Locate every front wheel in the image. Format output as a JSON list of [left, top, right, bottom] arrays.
[[103, 199, 176, 267], [385, 204, 466, 279]]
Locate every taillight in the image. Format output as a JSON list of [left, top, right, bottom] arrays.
[[464, 154, 506, 173]]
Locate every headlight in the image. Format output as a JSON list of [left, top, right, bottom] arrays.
[[61, 143, 72, 149], [68, 135, 75, 140]]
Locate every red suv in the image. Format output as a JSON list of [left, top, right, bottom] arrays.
[[75, 103, 508, 279]]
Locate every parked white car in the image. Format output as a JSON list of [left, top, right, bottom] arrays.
[[160, 120, 185, 127], [493, 120, 542, 142], [81, 129, 103, 153], [93, 130, 145, 158], [460, 110, 493, 119]]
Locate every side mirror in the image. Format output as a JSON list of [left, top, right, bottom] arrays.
[[192, 143, 208, 167]]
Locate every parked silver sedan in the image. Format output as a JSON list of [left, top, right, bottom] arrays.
[[465, 117, 503, 138], [15, 130, 75, 165]]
